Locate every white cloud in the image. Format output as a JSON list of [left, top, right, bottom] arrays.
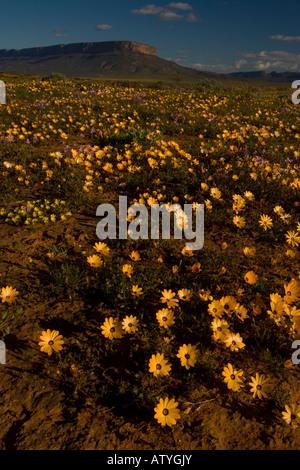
[[186, 12, 199, 22], [193, 63, 234, 73], [235, 59, 247, 69], [240, 50, 300, 71], [95, 24, 113, 30], [192, 49, 300, 74], [158, 10, 184, 20], [167, 2, 193, 10], [53, 29, 69, 38], [192, 59, 248, 73], [132, 4, 164, 15], [176, 49, 194, 55], [131, 3, 198, 22], [270, 34, 300, 42]]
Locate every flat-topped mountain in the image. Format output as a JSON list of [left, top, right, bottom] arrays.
[[0, 41, 157, 58], [2, 41, 295, 83], [0, 41, 215, 80]]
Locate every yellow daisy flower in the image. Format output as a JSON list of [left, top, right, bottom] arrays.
[[129, 250, 141, 261], [210, 187, 222, 199], [154, 397, 180, 427], [233, 215, 246, 228], [122, 315, 139, 333], [176, 344, 198, 370], [284, 279, 300, 305], [122, 264, 134, 278], [249, 373, 272, 399], [282, 404, 300, 428], [224, 332, 245, 352], [285, 231, 300, 248], [93, 242, 110, 256], [0, 286, 19, 303], [101, 317, 123, 340], [267, 293, 286, 324], [199, 289, 213, 301], [208, 300, 224, 318], [149, 353, 172, 377], [156, 308, 175, 329], [177, 288, 193, 301], [220, 296, 237, 316], [181, 247, 194, 257], [285, 249, 296, 258], [244, 271, 258, 285], [243, 246, 256, 257], [160, 289, 179, 309], [87, 255, 103, 268], [132, 284, 143, 297], [211, 318, 230, 341], [38, 329, 64, 356], [230, 303, 249, 321], [259, 214, 273, 231], [190, 262, 201, 273], [222, 363, 245, 392]]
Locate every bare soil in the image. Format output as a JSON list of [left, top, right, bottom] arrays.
[[0, 216, 299, 450]]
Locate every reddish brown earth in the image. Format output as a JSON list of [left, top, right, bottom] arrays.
[[0, 215, 299, 450]]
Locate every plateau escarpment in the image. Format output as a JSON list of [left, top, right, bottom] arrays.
[[0, 41, 210, 80], [0, 41, 157, 58]]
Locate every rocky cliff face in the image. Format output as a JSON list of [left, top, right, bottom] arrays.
[[0, 40, 208, 80], [0, 41, 157, 57]]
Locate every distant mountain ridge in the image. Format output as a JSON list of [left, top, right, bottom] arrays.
[[224, 70, 300, 83], [0, 41, 157, 58], [0, 41, 298, 82], [0, 41, 213, 80]]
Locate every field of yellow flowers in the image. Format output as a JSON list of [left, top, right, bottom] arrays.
[[0, 74, 299, 450]]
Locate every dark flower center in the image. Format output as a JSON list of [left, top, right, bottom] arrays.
[[163, 409, 169, 416], [110, 327, 115, 333], [156, 364, 162, 370], [185, 354, 190, 360], [48, 340, 54, 346]]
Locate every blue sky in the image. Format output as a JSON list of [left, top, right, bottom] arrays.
[[1, 0, 300, 73]]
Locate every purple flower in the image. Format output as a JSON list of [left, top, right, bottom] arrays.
[[229, 309, 242, 318]]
